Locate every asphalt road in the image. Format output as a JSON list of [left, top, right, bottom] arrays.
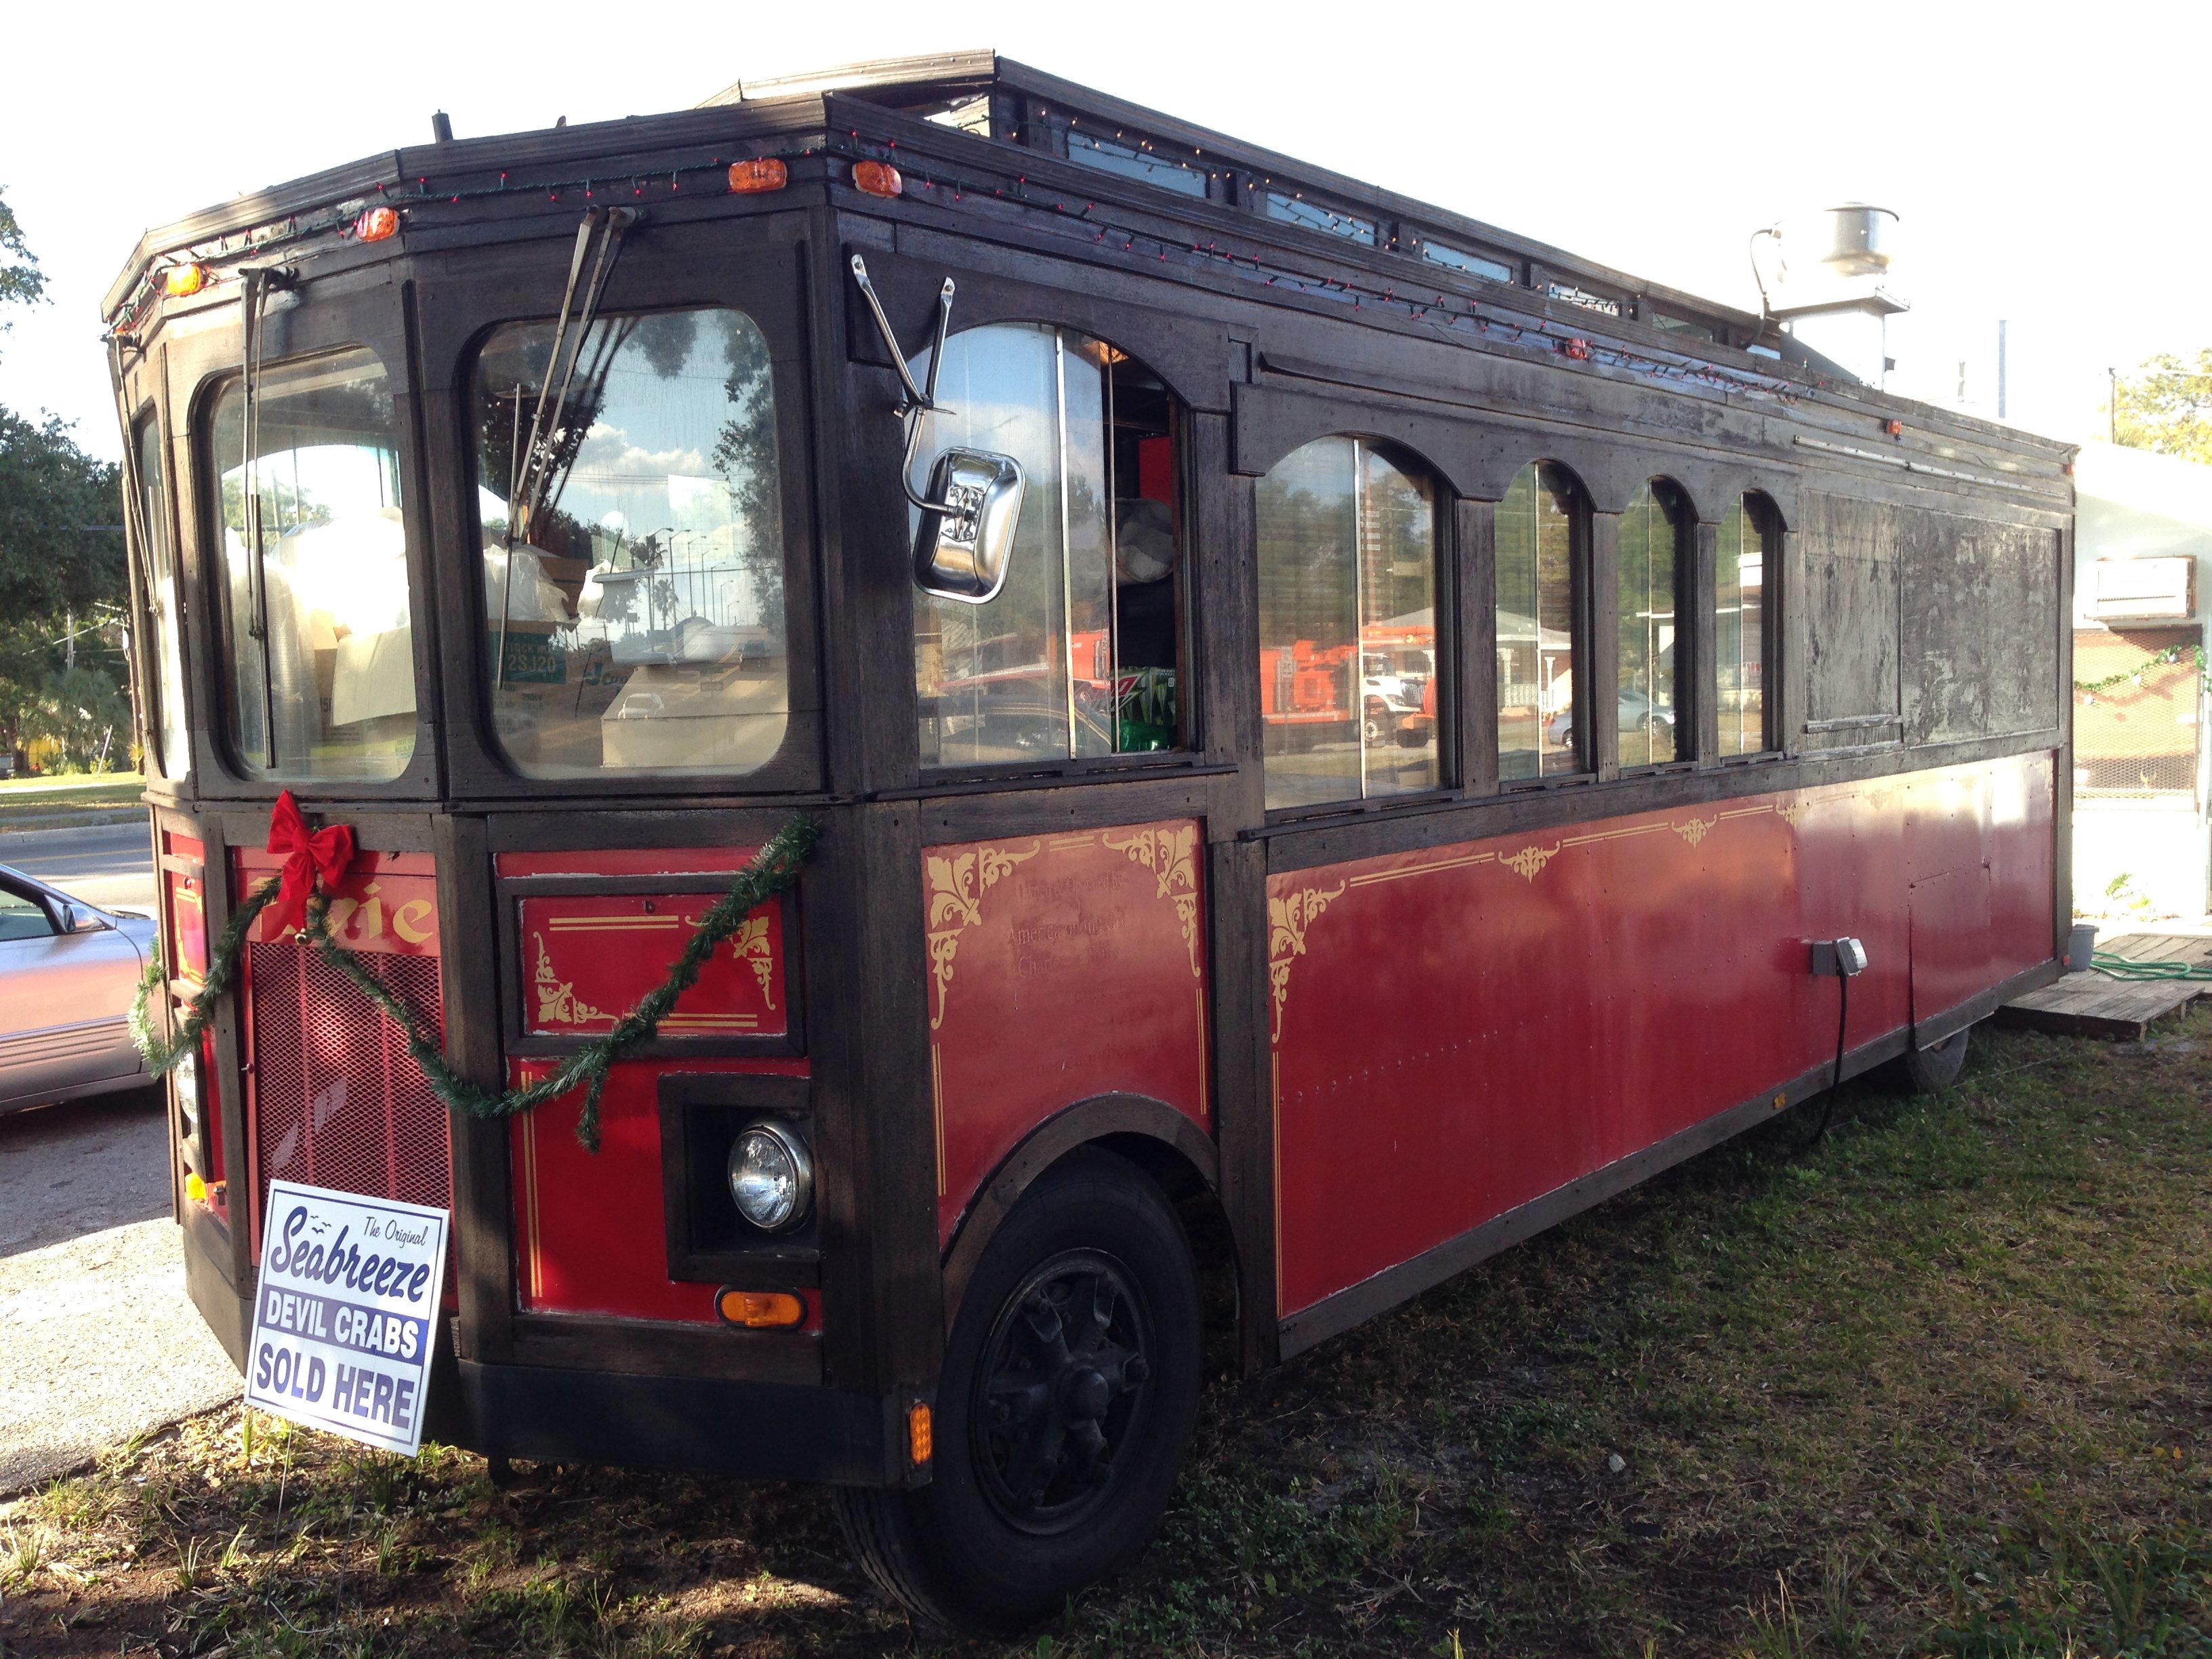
[[1, 821, 157, 916], [0, 825, 239, 1494]]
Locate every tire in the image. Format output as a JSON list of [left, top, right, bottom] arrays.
[[1900, 1025, 1970, 1093], [836, 1148, 1202, 1634]]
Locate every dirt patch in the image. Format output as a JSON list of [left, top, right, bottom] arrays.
[[4, 1017, 2210, 1657]]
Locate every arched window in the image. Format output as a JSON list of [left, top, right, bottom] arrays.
[[1496, 462, 1582, 780], [1617, 479, 1687, 769], [1717, 495, 1773, 756], [910, 324, 1182, 766], [1255, 436, 1441, 809]]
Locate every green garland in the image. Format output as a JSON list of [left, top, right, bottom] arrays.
[[2074, 642, 2207, 701], [132, 815, 818, 1152]]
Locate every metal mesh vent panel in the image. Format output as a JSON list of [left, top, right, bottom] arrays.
[[247, 942, 449, 1249]]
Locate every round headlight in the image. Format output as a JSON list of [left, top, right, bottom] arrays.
[[726, 1122, 812, 1232]]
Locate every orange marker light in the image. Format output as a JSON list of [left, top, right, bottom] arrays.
[[852, 159, 903, 199], [907, 1401, 933, 1465], [1883, 419, 1904, 437], [161, 264, 209, 298], [727, 157, 789, 194], [354, 206, 400, 243], [714, 1287, 806, 1330]]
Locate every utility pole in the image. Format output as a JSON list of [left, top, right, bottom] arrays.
[[1997, 320, 2009, 420], [2108, 366, 2118, 445]]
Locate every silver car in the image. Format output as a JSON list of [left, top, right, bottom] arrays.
[[0, 863, 160, 1113]]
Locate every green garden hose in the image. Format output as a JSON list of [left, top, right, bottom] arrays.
[[2089, 951, 2212, 981]]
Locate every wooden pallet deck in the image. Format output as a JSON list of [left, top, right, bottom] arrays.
[[1998, 933, 2212, 1040]]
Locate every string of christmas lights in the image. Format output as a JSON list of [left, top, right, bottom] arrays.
[[115, 129, 1828, 409]]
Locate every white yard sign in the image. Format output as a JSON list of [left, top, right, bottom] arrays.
[[244, 1181, 449, 1456]]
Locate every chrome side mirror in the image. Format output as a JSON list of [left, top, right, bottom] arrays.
[[913, 448, 1025, 604], [851, 254, 1026, 605], [56, 900, 108, 935]]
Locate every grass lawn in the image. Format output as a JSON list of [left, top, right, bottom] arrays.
[[0, 773, 144, 833], [3, 1012, 2209, 1657]]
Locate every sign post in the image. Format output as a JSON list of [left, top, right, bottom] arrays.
[[243, 1181, 449, 1456]]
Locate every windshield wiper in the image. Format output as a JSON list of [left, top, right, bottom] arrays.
[[496, 207, 634, 688]]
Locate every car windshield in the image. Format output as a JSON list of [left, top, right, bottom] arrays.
[[209, 348, 416, 782]]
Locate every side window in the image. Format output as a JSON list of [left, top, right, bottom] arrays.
[[912, 325, 1183, 766], [135, 415, 190, 781], [209, 348, 415, 782], [0, 886, 56, 943], [1717, 495, 1772, 756], [472, 308, 788, 778], [1617, 479, 1687, 769], [1256, 436, 1442, 810], [1496, 462, 1583, 780]]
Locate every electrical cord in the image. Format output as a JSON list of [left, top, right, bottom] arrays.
[[1805, 968, 1850, 1150]]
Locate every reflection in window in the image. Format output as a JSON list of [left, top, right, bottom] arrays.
[[1617, 481, 1683, 768], [1264, 193, 1376, 245], [1066, 129, 1209, 197], [211, 349, 414, 781], [1717, 498, 1769, 756], [1256, 437, 1440, 809], [135, 418, 189, 779], [912, 325, 1182, 768], [473, 308, 787, 778], [1419, 241, 1513, 284], [1496, 463, 1580, 779]]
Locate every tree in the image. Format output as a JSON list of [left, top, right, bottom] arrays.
[[2114, 350, 2212, 465], [0, 186, 44, 326], [0, 193, 128, 773]]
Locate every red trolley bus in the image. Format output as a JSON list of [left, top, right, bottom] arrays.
[[104, 52, 2073, 1630]]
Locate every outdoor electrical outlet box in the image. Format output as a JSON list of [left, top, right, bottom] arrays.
[[1810, 937, 1868, 977]]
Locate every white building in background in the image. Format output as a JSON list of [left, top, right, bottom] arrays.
[[2071, 441, 2212, 919]]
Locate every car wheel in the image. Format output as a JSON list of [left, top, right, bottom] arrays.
[[1898, 1025, 1970, 1093], [835, 1148, 1202, 1634]]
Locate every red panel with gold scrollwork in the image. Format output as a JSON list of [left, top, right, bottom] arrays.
[[1268, 754, 2055, 1320], [516, 893, 786, 1040], [926, 821, 1210, 1242]]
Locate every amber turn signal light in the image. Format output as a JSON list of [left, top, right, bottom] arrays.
[[852, 159, 903, 199], [353, 206, 400, 243], [728, 157, 789, 194], [161, 264, 209, 298], [714, 1287, 806, 1330], [907, 1401, 933, 1465]]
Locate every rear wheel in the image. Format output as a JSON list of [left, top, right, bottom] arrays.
[[1900, 1025, 1970, 1093], [836, 1148, 1202, 1634]]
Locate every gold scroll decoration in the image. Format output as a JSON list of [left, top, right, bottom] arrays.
[[533, 932, 610, 1028], [1267, 882, 1345, 1044], [924, 842, 1042, 1030], [1102, 824, 1203, 979]]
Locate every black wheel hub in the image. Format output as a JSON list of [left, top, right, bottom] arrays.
[[972, 1250, 1152, 1534]]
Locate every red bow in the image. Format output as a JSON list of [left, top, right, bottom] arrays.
[[266, 789, 356, 939]]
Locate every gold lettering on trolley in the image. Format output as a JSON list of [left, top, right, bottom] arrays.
[[924, 842, 1042, 1029], [532, 933, 610, 1028], [1776, 800, 1808, 827], [392, 899, 435, 944], [1267, 882, 1345, 1044], [1101, 824, 1203, 979], [1502, 844, 1559, 882], [358, 882, 385, 940], [1671, 816, 1717, 848]]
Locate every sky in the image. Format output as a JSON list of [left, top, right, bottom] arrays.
[[2, 0, 2203, 463]]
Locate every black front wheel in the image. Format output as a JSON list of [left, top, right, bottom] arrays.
[[836, 1148, 1202, 1633]]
